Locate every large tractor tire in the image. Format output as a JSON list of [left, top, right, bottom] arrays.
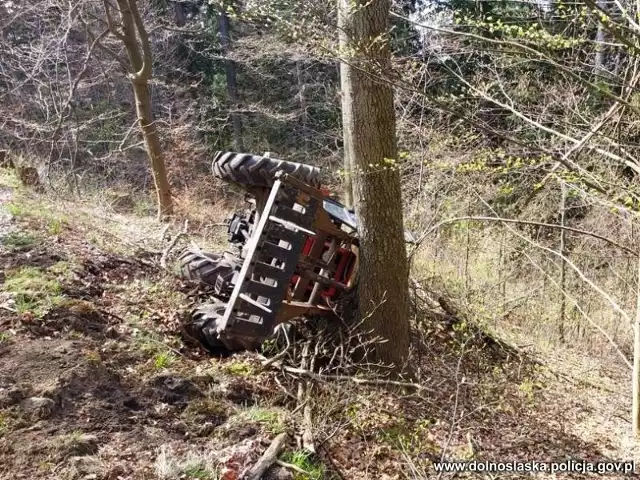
[[178, 248, 237, 289], [183, 302, 264, 353], [212, 151, 321, 189]]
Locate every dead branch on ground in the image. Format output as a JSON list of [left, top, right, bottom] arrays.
[[243, 432, 289, 480], [160, 219, 189, 269]]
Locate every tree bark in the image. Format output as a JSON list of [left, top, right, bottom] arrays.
[[338, 0, 354, 207], [559, 183, 567, 343], [173, 1, 186, 26], [594, 0, 607, 75], [338, 0, 410, 369], [110, 0, 173, 219], [132, 81, 173, 217], [218, 7, 244, 152], [633, 247, 640, 436], [244, 432, 289, 480], [296, 60, 310, 153]]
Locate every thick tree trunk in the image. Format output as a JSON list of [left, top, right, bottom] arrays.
[[338, 0, 410, 369], [218, 9, 244, 152], [112, 0, 173, 219]]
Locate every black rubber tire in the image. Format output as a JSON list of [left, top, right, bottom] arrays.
[[178, 248, 238, 288], [212, 151, 321, 188], [184, 302, 264, 353]]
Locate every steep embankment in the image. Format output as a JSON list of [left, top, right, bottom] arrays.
[[0, 172, 637, 479]]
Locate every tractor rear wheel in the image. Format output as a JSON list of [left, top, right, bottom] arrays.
[[178, 248, 237, 289], [183, 302, 264, 353], [212, 151, 321, 188]]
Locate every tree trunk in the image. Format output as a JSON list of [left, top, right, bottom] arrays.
[[338, 0, 410, 369], [296, 60, 310, 153], [218, 8, 244, 152], [133, 81, 173, 218], [594, 0, 607, 75], [633, 252, 640, 436], [112, 0, 173, 219], [338, 1, 354, 208], [559, 183, 567, 343], [173, 1, 186, 26]]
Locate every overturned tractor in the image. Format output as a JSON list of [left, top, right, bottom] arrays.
[[179, 151, 360, 353]]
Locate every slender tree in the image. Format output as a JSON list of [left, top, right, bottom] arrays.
[[338, 0, 411, 369], [218, 4, 244, 152], [634, 253, 640, 436], [104, 0, 173, 218], [594, 0, 607, 74], [338, 2, 354, 208]]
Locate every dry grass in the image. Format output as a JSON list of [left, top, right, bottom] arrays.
[[410, 208, 636, 365]]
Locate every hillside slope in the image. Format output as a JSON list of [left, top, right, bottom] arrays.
[[0, 172, 638, 479]]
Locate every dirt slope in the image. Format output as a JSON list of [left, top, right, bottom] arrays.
[[0, 177, 639, 480]]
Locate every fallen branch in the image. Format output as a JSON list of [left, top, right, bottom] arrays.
[[259, 348, 289, 368], [159, 223, 170, 242], [297, 341, 315, 453], [411, 277, 530, 358], [410, 216, 638, 260], [274, 375, 297, 400], [243, 432, 289, 480], [275, 459, 312, 476], [160, 220, 189, 269], [281, 366, 431, 392], [302, 403, 315, 453]]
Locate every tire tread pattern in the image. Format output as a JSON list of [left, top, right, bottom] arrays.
[[185, 303, 264, 353], [178, 248, 237, 287], [212, 151, 321, 188]]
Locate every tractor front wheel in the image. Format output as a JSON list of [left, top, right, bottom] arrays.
[[183, 302, 265, 353]]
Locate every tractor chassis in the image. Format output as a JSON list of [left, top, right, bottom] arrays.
[[200, 171, 359, 349]]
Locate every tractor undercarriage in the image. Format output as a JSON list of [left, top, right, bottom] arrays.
[[180, 154, 360, 353]]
